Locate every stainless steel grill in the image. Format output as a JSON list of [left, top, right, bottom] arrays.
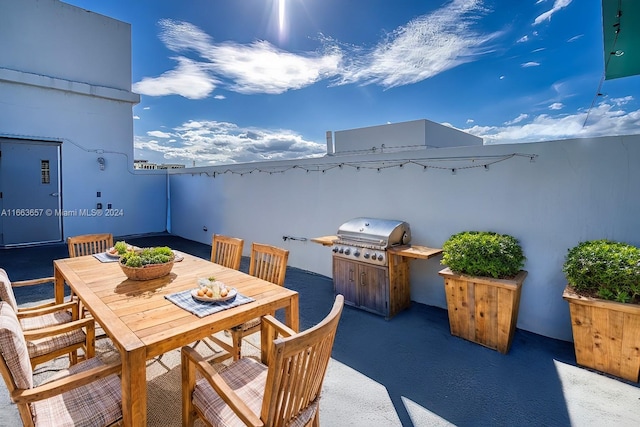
[[332, 217, 411, 266]]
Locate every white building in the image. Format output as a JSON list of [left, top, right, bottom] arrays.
[[0, 0, 167, 244]]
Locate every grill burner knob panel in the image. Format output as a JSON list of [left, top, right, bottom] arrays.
[[332, 244, 387, 266]]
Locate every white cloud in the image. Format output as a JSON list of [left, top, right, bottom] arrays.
[[135, 0, 501, 96], [134, 120, 325, 166], [610, 96, 634, 106], [517, 35, 529, 43], [567, 34, 583, 43], [133, 115, 140, 120], [140, 19, 341, 96], [133, 56, 218, 99], [204, 40, 341, 94], [214, 95, 226, 100], [464, 99, 640, 143], [534, 0, 572, 25], [335, 0, 501, 88], [147, 130, 173, 138], [549, 102, 563, 110], [522, 62, 540, 67], [504, 114, 529, 125]]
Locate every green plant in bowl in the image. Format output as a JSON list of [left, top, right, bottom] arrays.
[[121, 246, 173, 267], [441, 231, 525, 279]]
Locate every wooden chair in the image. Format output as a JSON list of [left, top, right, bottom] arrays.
[[0, 268, 92, 366], [67, 233, 114, 258], [181, 295, 344, 427], [0, 302, 122, 427], [215, 243, 289, 361], [67, 233, 114, 320], [249, 242, 289, 286], [210, 234, 244, 270], [196, 234, 245, 358]]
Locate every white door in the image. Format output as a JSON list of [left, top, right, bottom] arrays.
[[0, 139, 62, 245]]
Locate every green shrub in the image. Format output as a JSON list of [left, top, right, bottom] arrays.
[[563, 239, 640, 303], [441, 231, 526, 279], [121, 246, 173, 268]]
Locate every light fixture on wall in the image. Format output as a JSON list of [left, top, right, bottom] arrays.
[[97, 157, 105, 171]]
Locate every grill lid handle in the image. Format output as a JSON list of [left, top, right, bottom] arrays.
[[401, 232, 410, 245]]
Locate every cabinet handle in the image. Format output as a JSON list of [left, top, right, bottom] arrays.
[[349, 269, 354, 282], [360, 271, 366, 286]]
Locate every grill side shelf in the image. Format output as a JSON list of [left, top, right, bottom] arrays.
[[387, 245, 443, 259], [310, 235, 338, 246]]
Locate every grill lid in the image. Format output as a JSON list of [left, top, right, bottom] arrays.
[[336, 217, 411, 248]]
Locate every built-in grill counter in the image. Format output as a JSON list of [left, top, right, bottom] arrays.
[[312, 217, 442, 319]]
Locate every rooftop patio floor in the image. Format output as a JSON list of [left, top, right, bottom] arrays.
[[1, 233, 639, 426]]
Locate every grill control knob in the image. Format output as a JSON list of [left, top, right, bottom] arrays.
[[371, 252, 376, 260], [332, 247, 339, 253], [377, 254, 384, 261], [363, 253, 370, 259], [339, 248, 344, 254], [354, 250, 360, 257], [344, 248, 351, 255]]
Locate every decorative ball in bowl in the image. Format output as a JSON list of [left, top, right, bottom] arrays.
[[119, 246, 175, 281], [193, 277, 236, 302]]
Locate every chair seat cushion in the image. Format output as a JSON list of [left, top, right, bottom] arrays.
[[192, 357, 319, 427], [32, 357, 122, 427], [20, 310, 73, 331], [0, 302, 33, 389], [26, 328, 86, 358], [193, 357, 267, 427], [0, 268, 19, 311]]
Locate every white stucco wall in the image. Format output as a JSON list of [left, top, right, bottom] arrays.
[[169, 135, 640, 342], [0, 0, 167, 239]]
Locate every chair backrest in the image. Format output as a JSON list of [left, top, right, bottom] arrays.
[[0, 269, 19, 311], [67, 233, 114, 257], [211, 234, 244, 270], [0, 301, 34, 394], [248, 243, 289, 286], [261, 295, 344, 426]]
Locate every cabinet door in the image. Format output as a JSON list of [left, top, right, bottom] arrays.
[[357, 264, 388, 315], [333, 258, 357, 305]]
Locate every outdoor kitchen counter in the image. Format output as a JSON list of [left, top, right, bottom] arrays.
[[311, 235, 443, 259]]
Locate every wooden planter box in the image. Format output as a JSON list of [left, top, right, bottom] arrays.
[[439, 268, 527, 354], [563, 286, 640, 382]]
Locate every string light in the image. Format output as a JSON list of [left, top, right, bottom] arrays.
[[192, 153, 538, 177]]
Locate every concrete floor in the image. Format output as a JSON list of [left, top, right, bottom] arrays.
[[1, 233, 640, 426]]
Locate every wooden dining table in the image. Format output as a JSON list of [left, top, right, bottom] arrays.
[[53, 251, 299, 427]]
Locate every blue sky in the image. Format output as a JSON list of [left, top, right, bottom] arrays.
[[63, 0, 640, 166]]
